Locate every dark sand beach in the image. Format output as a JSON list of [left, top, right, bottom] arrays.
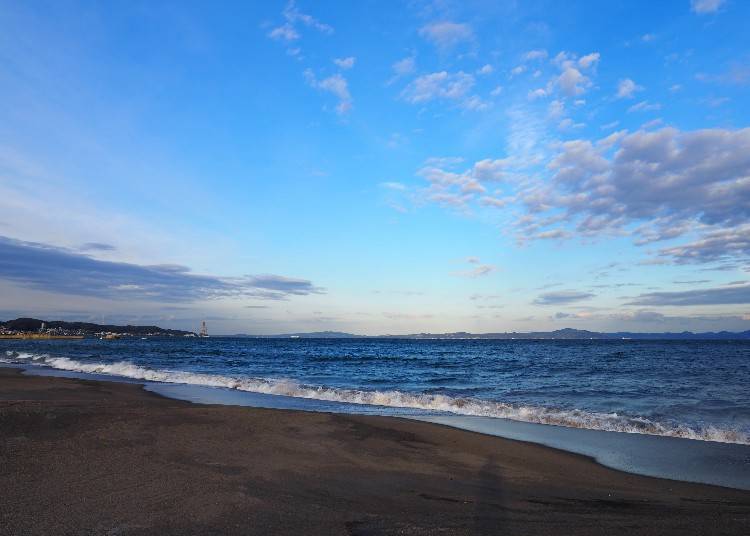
[[1, 367, 748, 535]]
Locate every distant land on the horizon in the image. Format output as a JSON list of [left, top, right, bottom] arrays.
[[3, 319, 750, 340], [236, 328, 750, 340], [0, 318, 194, 337]]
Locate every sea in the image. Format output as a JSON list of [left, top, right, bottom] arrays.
[[3, 337, 750, 489]]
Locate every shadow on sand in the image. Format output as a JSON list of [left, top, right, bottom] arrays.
[[472, 455, 508, 534]]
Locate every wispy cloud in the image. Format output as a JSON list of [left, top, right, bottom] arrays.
[[418, 21, 474, 51], [627, 284, 750, 306], [333, 56, 355, 70], [615, 78, 643, 99], [401, 71, 476, 107], [552, 51, 599, 97], [452, 257, 497, 278], [304, 69, 353, 114], [267, 1, 333, 56], [268, 24, 299, 42], [79, 242, 116, 252], [393, 56, 415, 74], [271, 0, 333, 39], [522, 49, 548, 62], [533, 291, 595, 305], [380, 181, 407, 191], [691, 0, 725, 15], [628, 100, 661, 112], [0, 236, 323, 302]]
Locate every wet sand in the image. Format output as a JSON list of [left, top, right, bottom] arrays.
[[1, 367, 748, 535]]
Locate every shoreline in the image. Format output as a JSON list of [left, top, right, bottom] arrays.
[[11, 362, 750, 490], [1, 367, 749, 535]]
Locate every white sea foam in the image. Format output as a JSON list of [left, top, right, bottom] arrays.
[[6, 352, 749, 445], [4, 350, 48, 361]]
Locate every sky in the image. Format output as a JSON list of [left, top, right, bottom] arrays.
[[1, 0, 749, 335]]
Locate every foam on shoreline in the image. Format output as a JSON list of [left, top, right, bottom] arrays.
[[4, 350, 749, 445]]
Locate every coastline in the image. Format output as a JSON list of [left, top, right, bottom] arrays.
[[1, 367, 748, 535], [12, 361, 750, 490]]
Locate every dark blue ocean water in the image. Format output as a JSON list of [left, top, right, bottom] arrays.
[[3, 337, 749, 444]]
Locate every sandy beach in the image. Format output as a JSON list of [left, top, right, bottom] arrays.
[[1, 367, 748, 535]]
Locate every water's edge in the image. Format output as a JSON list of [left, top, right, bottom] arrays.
[[5, 350, 746, 444], [9, 364, 750, 492]]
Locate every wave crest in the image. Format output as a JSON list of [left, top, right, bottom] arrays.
[[5, 352, 749, 445]]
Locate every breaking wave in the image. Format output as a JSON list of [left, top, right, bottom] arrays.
[[5, 351, 749, 445]]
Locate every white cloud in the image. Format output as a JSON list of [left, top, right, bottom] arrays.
[[461, 179, 486, 193], [522, 49, 548, 62], [333, 57, 355, 70], [522, 127, 750, 263], [705, 96, 730, 107], [282, 0, 333, 34], [380, 182, 407, 191], [385, 132, 408, 149], [392, 56, 416, 76], [628, 100, 661, 113], [691, 0, 725, 14], [510, 65, 527, 77], [533, 229, 570, 240], [425, 156, 464, 167], [556, 66, 590, 96], [528, 88, 548, 100], [401, 71, 483, 111], [616, 78, 643, 99], [548, 99, 564, 118], [641, 118, 664, 129], [419, 21, 474, 50], [490, 85, 503, 97], [578, 52, 600, 69], [558, 118, 584, 130], [461, 95, 490, 111], [546, 52, 598, 97], [472, 159, 512, 181], [268, 24, 299, 42], [416, 156, 513, 211], [452, 257, 497, 278], [477, 64, 494, 75], [269, 1, 333, 44], [305, 70, 352, 114], [657, 226, 750, 265], [268, 2, 333, 62], [415, 127, 750, 269], [479, 196, 507, 208]]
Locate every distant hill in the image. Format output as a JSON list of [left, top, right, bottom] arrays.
[[251, 327, 750, 340], [0, 318, 195, 337], [5, 319, 748, 340]]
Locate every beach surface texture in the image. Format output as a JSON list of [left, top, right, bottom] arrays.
[[1, 367, 748, 535]]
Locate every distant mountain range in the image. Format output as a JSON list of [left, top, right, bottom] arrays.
[[241, 327, 750, 340], [0, 318, 194, 337], [3, 319, 748, 340]]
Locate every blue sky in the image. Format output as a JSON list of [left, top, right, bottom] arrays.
[[1, 0, 749, 334]]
